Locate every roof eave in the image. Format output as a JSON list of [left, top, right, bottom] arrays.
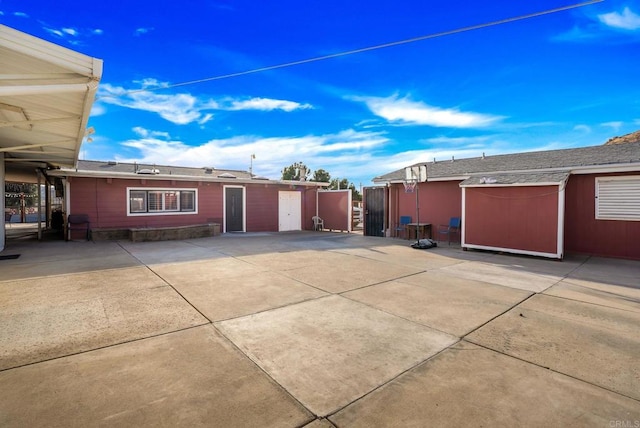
[[47, 168, 330, 187]]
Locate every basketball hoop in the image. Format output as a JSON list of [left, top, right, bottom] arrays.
[[403, 180, 417, 193]]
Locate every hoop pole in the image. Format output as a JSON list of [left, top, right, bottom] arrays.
[[415, 180, 420, 244]]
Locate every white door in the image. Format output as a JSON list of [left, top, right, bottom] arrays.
[[278, 191, 301, 231]]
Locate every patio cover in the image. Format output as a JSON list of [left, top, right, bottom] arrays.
[[1, 24, 102, 251], [0, 24, 102, 174]]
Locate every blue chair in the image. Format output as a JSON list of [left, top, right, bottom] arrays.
[[437, 217, 461, 245], [396, 215, 412, 239]]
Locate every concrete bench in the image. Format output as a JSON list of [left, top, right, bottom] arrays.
[[128, 223, 221, 242]]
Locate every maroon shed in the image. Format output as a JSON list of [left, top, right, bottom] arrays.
[[460, 172, 569, 259]]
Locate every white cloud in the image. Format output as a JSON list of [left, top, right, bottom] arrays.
[[14, 12, 29, 18], [132, 127, 171, 139], [598, 7, 640, 30], [133, 78, 170, 89], [573, 124, 591, 133], [92, 29, 104, 35], [90, 102, 106, 117], [135, 27, 154, 36], [352, 95, 504, 128], [600, 121, 623, 131], [62, 27, 78, 36], [44, 28, 64, 37], [228, 97, 313, 112], [97, 83, 313, 125], [98, 84, 211, 125], [115, 128, 389, 181]]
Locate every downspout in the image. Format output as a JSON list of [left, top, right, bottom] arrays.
[[557, 175, 569, 260], [65, 178, 71, 240], [37, 169, 42, 240], [386, 182, 392, 237], [0, 152, 5, 252]]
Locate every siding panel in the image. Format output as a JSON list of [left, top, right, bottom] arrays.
[[464, 186, 558, 255]]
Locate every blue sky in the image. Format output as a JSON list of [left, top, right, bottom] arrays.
[[2, 0, 639, 186]]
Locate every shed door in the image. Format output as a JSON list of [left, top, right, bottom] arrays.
[[225, 187, 244, 232], [364, 187, 385, 237], [278, 191, 301, 231]]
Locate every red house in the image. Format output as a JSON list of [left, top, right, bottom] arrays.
[[47, 160, 329, 240], [370, 140, 640, 260]]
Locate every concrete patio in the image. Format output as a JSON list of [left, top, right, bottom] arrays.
[[0, 231, 638, 427]]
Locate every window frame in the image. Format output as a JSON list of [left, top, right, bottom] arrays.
[[127, 187, 198, 216]]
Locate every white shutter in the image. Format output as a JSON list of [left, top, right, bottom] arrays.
[[596, 176, 640, 221]]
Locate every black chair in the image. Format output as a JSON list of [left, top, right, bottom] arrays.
[[67, 214, 90, 240], [437, 217, 461, 245]]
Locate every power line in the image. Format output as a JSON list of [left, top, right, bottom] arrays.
[[105, 0, 603, 97]]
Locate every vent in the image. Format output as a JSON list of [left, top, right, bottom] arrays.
[[107, 161, 117, 165], [596, 176, 640, 221], [137, 168, 160, 175], [217, 172, 236, 179]]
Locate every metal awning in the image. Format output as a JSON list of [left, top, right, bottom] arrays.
[[0, 24, 102, 175]]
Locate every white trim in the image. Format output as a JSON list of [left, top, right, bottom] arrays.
[[460, 181, 566, 188], [463, 243, 562, 260], [557, 184, 566, 259], [571, 164, 640, 175], [461, 187, 466, 247], [126, 187, 198, 216], [223, 185, 246, 233]]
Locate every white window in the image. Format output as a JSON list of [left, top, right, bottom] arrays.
[[127, 188, 197, 215], [595, 176, 640, 221]]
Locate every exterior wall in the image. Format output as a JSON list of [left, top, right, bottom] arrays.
[[303, 187, 318, 230], [464, 186, 559, 255], [389, 181, 462, 238], [565, 173, 640, 260], [246, 184, 279, 232], [318, 190, 351, 231], [68, 177, 316, 232]]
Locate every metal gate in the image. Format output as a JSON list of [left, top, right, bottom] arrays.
[[364, 186, 385, 237]]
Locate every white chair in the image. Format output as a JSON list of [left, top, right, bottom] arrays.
[[312, 215, 324, 231]]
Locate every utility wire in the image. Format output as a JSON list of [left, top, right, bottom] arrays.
[[106, 0, 602, 97]]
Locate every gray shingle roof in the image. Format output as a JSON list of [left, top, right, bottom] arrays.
[[74, 160, 253, 179], [373, 141, 640, 183], [459, 171, 570, 186]]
